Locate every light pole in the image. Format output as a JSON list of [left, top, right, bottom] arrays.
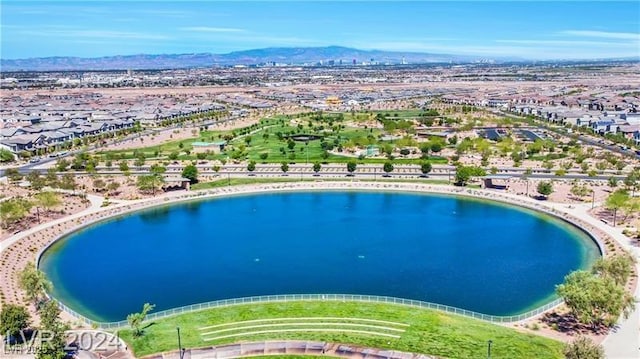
[[177, 327, 184, 359], [487, 340, 493, 359], [591, 189, 595, 209]]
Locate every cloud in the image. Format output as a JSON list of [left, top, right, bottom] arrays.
[[17, 29, 171, 41], [496, 39, 635, 48], [179, 27, 246, 33], [561, 30, 640, 40]]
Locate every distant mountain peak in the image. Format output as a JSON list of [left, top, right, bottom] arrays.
[[2, 46, 483, 71]]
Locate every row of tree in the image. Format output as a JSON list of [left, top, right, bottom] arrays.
[[246, 160, 434, 177], [0, 192, 62, 229], [0, 263, 68, 358]]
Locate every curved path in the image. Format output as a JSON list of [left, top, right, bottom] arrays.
[[142, 340, 438, 359], [1, 181, 637, 358]]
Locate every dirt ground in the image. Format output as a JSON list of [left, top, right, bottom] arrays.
[[0, 184, 91, 241]]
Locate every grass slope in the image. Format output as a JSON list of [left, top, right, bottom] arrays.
[[118, 301, 562, 359]]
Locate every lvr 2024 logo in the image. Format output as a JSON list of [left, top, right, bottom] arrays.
[[3, 329, 123, 354]]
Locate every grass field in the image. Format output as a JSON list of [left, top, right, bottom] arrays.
[[118, 301, 563, 359], [96, 113, 448, 165]]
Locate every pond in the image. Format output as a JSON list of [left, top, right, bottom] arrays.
[[39, 191, 600, 322]]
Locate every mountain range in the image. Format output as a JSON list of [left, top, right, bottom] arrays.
[[1, 46, 492, 72]]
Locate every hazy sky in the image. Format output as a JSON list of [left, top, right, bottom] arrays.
[[1, 1, 639, 60]]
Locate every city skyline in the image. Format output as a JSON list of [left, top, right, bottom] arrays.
[[1, 1, 639, 60]]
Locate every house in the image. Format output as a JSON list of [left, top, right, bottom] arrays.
[[0, 127, 26, 140], [0, 133, 46, 152], [617, 125, 640, 141], [590, 119, 615, 134]]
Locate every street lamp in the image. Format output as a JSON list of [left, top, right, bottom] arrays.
[[176, 327, 184, 359], [487, 340, 493, 359]]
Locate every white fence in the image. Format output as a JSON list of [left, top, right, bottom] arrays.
[[59, 293, 564, 330]]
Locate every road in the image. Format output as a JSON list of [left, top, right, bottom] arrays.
[[9, 162, 625, 183], [0, 115, 240, 177]]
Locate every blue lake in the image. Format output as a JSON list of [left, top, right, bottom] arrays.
[[39, 191, 600, 322]]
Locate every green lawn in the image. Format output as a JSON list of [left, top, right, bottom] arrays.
[[118, 301, 563, 359], [96, 113, 448, 165]]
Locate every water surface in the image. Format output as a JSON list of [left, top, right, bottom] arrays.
[[40, 191, 600, 322]]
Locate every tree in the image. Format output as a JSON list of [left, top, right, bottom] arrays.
[[0, 198, 33, 228], [420, 162, 432, 177], [592, 252, 636, 286], [556, 270, 635, 328], [0, 304, 30, 338], [280, 162, 289, 174], [18, 262, 52, 307], [0, 148, 15, 162], [182, 164, 198, 183], [107, 181, 121, 194], [127, 303, 155, 337], [168, 151, 179, 161], [149, 164, 166, 175], [623, 171, 639, 195], [93, 178, 107, 192], [313, 162, 321, 175], [119, 161, 130, 173], [537, 181, 554, 198], [36, 300, 68, 359], [605, 189, 630, 226], [34, 192, 62, 215], [454, 166, 486, 186], [570, 183, 591, 199], [383, 161, 394, 176], [71, 152, 90, 170], [54, 159, 69, 172], [45, 168, 58, 188], [346, 160, 357, 175], [134, 156, 146, 168], [137, 174, 164, 195], [247, 160, 256, 172], [5, 168, 23, 182], [563, 336, 604, 359], [26, 170, 46, 190], [430, 142, 442, 153], [58, 173, 77, 191]]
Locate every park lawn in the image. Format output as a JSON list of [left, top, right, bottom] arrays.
[[96, 113, 448, 165], [118, 301, 563, 359]]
